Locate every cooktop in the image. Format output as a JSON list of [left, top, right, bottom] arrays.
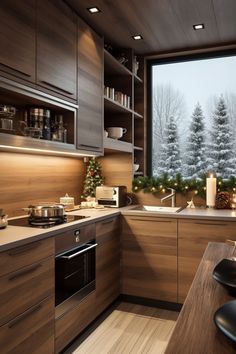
[[8, 214, 88, 229]]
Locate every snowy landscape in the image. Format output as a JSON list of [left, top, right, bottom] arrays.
[[152, 56, 236, 179]]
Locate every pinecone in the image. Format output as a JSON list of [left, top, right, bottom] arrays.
[[215, 192, 231, 209]]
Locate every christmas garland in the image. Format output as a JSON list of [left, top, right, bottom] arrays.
[[132, 173, 236, 197]]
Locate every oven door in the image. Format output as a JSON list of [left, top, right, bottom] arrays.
[[55, 241, 97, 309]]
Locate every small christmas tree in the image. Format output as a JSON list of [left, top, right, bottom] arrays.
[[81, 158, 104, 200]]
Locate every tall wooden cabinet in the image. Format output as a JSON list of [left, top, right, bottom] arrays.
[[178, 219, 236, 303], [77, 18, 104, 153], [0, 0, 36, 83], [37, 0, 77, 101], [95, 216, 120, 316], [121, 215, 178, 302]]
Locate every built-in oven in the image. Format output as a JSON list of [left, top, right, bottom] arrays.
[[55, 223, 97, 318]]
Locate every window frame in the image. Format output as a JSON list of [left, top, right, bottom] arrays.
[[147, 48, 236, 177]]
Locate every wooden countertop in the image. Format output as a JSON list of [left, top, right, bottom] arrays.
[[165, 242, 236, 354]]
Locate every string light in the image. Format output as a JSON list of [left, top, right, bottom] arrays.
[[162, 188, 166, 193]]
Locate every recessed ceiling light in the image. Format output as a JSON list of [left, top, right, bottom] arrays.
[[193, 24, 204, 30], [87, 7, 100, 14], [132, 35, 143, 40]]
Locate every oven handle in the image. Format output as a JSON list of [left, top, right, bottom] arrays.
[[60, 243, 98, 260]]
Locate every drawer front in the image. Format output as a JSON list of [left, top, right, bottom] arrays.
[[0, 237, 54, 277], [55, 291, 96, 353], [0, 295, 54, 354], [0, 256, 54, 326], [96, 216, 120, 239]]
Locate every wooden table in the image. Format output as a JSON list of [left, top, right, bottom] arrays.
[[165, 242, 236, 354]]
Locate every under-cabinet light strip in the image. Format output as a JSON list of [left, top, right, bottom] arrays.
[[0, 145, 96, 157]]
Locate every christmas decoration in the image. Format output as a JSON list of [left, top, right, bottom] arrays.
[[215, 192, 231, 209], [132, 174, 236, 198], [187, 198, 195, 208], [81, 158, 104, 200]]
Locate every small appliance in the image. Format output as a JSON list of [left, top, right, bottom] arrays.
[[96, 186, 127, 207]]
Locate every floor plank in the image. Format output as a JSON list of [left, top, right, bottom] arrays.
[[64, 302, 178, 354]]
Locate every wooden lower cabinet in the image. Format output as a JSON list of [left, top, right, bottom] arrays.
[[55, 291, 96, 354], [121, 216, 177, 302], [178, 219, 236, 303], [95, 216, 120, 316], [0, 295, 54, 354]]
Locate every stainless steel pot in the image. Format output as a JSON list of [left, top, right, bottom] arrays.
[[23, 204, 65, 218]]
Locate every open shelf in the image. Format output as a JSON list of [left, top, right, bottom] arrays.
[[104, 49, 133, 77], [134, 111, 143, 119], [104, 137, 133, 153], [134, 146, 143, 151], [104, 96, 133, 114]]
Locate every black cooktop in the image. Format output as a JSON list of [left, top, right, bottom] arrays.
[[8, 214, 87, 229]]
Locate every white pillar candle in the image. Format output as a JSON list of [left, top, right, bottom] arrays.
[[206, 175, 217, 207]]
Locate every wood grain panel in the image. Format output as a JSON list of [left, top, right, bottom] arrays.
[[55, 291, 96, 353], [37, 0, 77, 100], [178, 219, 236, 303], [0, 0, 36, 81], [96, 216, 120, 316], [77, 17, 103, 152], [121, 216, 177, 302], [99, 154, 133, 192], [0, 295, 54, 354], [0, 256, 54, 326], [0, 152, 85, 217], [67, 0, 236, 55], [166, 242, 236, 354], [0, 237, 54, 277]]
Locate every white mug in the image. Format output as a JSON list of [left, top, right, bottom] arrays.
[[107, 127, 127, 139]]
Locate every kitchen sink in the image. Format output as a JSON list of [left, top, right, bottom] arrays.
[[133, 205, 183, 213]]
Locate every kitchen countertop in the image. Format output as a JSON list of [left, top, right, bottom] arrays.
[[122, 205, 236, 221], [165, 241, 236, 354], [1, 205, 236, 252]]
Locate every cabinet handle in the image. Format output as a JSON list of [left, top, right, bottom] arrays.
[[129, 218, 172, 223], [1, 63, 31, 77], [8, 263, 41, 281], [8, 303, 42, 328], [194, 222, 226, 226], [8, 242, 41, 256], [101, 219, 114, 225], [40, 80, 74, 95], [79, 143, 101, 149]]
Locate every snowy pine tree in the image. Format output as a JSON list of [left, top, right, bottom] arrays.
[[185, 103, 206, 178], [157, 116, 181, 177], [207, 96, 235, 178]]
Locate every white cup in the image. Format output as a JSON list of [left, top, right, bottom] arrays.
[[107, 127, 127, 139]]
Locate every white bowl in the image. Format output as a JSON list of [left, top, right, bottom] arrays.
[[133, 164, 139, 172]]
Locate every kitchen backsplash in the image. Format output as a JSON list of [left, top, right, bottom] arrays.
[[0, 152, 85, 217]]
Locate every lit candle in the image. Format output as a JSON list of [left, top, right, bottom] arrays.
[[60, 193, 75, 210], [206, 173, 217, 208]]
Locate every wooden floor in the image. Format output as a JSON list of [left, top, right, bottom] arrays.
[[64, 302, 178, 354]]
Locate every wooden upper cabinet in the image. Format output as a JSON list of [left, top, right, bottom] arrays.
[[0, 0, 36, 82], [77, 18, 103, 152], [36, 0, 77, 100]]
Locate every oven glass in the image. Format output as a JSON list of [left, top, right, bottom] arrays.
[[55, 242, 95, 306]]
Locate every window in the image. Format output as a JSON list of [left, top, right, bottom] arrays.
[[149, 52, 236, 179]]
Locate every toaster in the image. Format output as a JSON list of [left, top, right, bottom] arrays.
[[96, 186, 127, 207]]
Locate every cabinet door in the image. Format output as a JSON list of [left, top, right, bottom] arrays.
[[0, 295, 54, 354], [96, 217, 120, 316], [37, 0, 77, 100], [121, 216, 177, 302], [77, 18, 103, 153], [0, 0, 36, 81], [178, 219, 236, 303]]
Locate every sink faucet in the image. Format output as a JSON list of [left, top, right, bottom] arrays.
[[161, 188, 176, 207]]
